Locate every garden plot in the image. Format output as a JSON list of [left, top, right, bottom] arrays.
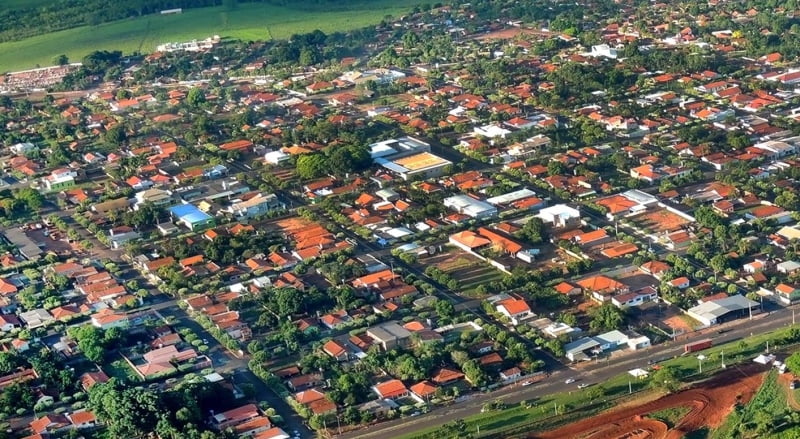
[[424, 249, 507, 298]]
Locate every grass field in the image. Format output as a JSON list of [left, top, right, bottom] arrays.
[[0, 0, 421, 72]]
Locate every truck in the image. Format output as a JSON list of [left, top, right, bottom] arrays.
[[684, 339, 713, 354]]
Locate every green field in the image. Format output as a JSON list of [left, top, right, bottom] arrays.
[[0, 0, 421, 72]]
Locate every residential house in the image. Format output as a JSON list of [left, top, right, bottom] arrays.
[[409, 381, 437, 401], [554, 282, 582, 296], [639, 260, 670, 279], [286, 373, 323, 392], [29, 414, 71, 435], [322, 340, 350, 362], [225, 193, 284, 218], [776, 283, 800, 303], [212, 404, 262, 430], [366, 321, 413, 351], [500, 367, 522, 381], [777, 261, 800, 274], [577, 275, 628, 302], [431, 367, 465, 385], [495, 298, 533, 325], [611, 286, 658, 308], [67, 410, 98, 429], [669, 276, 691, 289], [373, 379, 409, 400]]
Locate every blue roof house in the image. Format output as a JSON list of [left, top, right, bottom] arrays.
[[169, 203, 216, 231]]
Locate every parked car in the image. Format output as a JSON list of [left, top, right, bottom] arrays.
[[578, 383, 589, 389], [564, 378, 576, 384]]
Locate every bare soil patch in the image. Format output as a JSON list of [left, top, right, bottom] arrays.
[[530, 364, 766, 439]]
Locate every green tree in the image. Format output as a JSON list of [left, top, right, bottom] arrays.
[[709, 254, 728, 279], [651, 365, 683, 393], [53, 54, 69, 66], [15, 188, 44, 212], [435, 299, 455, 319], [295, 153, 328, 179], [0, 352, 24, 375], [520, 217, 547, 244], [104, 125, 127, 146], [89, 380, 164, 438], [589, 303, 625, 332], [75, 328, 103, 361], [787, 352, 800, 375], [187, 88, 206, 108]]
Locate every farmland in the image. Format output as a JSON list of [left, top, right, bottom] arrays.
[[0, 0, 421, 72]]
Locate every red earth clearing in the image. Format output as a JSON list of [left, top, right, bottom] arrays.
[[531, 364, 767, 439]]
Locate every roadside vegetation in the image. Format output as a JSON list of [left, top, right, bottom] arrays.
[[402, 327, 800, 439]]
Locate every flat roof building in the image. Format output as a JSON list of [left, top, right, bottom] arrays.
[[537, 204, 581, 228], [369, 136, 430, 160], [443, 194, 498, 219], [366, 321, 413, 351], [3, 228, 42, 260], [378, 152, 452, 181], [686, 295, 759, 326], [169, 203, 216, 231]]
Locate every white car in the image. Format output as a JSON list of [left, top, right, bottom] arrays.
[[564, 378, 576, 384], [521, 380, 533, 386], [578, 383, 589, 389]]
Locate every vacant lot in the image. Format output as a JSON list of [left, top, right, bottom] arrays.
[[475, 28, 551, 40], [0, 0, 420, 72], [629, 208, 692, 234]]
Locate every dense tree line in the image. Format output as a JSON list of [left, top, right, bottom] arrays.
[[89, 379, 238, 439]]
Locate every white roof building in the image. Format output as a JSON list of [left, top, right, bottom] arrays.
[[537, 204, 581, 227], [443, 194, 498, 219], [474, 124, 512, 139], [686, 295, 759, 326], [486, 188, 539, 206]]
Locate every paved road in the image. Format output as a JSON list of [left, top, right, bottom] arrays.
[[336, 306, 800, 439]]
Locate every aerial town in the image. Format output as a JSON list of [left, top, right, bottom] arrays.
[[0, 0, 799, 438]]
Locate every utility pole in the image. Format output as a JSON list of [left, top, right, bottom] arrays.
[[721, 349, 726, 369], [628, 380, 632, 394]]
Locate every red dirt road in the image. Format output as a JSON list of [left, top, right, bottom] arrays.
[[531, 365, 767, 439]]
